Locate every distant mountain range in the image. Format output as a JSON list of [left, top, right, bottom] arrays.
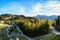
[[0, 14, 58, 20], [35, 15, 58, 20]]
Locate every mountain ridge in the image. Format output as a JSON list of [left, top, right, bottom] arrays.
[[35, 15, 58, 20]]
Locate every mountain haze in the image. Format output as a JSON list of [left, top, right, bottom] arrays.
[[35, 15, 58, 20]]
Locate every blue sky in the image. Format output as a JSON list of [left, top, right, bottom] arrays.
[[0, 0, 60, 16]]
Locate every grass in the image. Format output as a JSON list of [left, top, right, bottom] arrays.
[[0, 23, 8, 28], [1, 27, 60, 40], [1, 36, 10, 40], [37, 33, 60, 40], [1, 23, 60, 40], [51, 35, 60, 40]]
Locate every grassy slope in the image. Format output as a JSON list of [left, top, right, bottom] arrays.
[[1, 23, 60, 40], [37, 33, 60, 40], [0, 23, 8, 28], [1, 29, 60, 40]]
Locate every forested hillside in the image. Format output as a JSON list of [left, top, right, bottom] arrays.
[[1, 14, 60, 40], [0, 14, 53, 38]]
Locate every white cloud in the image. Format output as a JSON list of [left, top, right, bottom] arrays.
[[0, 0, 60, 16], [31, 0, 60, 16], [28, 3, 43, 16], [44, 1, 60, 15], [31, 3, 42, 13]]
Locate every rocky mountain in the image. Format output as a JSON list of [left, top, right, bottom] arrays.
[[35, 15, 58, 20]]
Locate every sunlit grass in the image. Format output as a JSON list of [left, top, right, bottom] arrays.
[[0, 23, 8, 28], [37, 33, 60, 40], [1, 36, 10, 40]]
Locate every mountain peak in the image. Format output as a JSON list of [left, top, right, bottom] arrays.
[[35, 15, 58, 20]]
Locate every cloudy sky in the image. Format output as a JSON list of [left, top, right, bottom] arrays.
[[0, 0, 60, 16]]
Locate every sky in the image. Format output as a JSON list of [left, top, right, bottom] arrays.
[[0, 0, 60, 16]]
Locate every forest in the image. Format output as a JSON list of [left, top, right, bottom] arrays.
[[0, 14, 60, 40]]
